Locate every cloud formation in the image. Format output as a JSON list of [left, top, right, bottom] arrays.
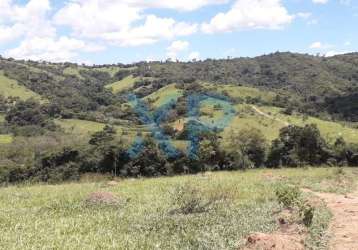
[[201, 0, 294, 33], [166, 40, 190, 59], [2, 0, 343, 62]]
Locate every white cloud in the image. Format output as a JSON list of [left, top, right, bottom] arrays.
[[54, 0, 141, 39], [309, 41, 323, 49], [188, 51, 200, 61], [166, 40, 189, 59], [0, 24, 24, 43], [102, 15, 197, 46], [309, 41, 332, 49], [125, 0, 228, 12], [5, 36, 104, 62], [0, 0, 55, 43], [54, 0, 198, 46], [312, 0, 328, 4], [201, 0, 294, 34]]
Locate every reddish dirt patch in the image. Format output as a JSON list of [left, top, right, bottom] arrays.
[[306, 190, 358, 250], [242, 209, 306, 250], [243, 232, 304, 250], [86, 191, 120, 205]]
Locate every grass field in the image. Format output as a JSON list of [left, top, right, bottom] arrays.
[[143, 84, 183, 108], [63, 67, 85, 79], [92, 66, 136, 77], [0, 71, 43, 101], [0, 134, 13, 144], [259, 106, 358, 144], [221, 104, 358, 144], [55, 119, 108, 135], [105, 75, 138, 94], [201, 82, 276, 103], [0, 167, 356, 249]]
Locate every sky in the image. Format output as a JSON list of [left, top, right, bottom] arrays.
[[0, 0, 357, 64]]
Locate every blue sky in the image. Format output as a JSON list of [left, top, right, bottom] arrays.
[[0, 0, 357, 64]]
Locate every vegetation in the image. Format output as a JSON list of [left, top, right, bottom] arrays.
[[1, 51, 358, 249], [105, 75, 138, 94], [0, 134, 12, 144], [0, 54, 357, 183], [1, 168, 356, 249], [0, 71, 43, 101]]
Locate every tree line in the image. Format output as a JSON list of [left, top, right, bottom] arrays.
[[1, 123, 357, 184]]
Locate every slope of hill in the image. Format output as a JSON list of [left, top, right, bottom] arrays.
[[105, 75, 138, 94], [143, 83, 183, 108], [140, 52, 358, 121], [0, 71, 43, 101], [0, 53, 358, 183]]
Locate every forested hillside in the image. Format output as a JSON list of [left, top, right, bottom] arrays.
[[139, 52, 358, 121], [0, 52, 357, 183]]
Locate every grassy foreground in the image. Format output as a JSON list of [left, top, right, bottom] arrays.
[[0, 168, 357, 249]]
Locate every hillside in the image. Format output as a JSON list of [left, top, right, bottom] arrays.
[[0, 71, 43, 101], [0, 53, 358, 183]]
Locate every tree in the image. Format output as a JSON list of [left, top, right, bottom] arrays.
[[5, 99, 46, 127], [267, 124, 330, 167], [227, 128, 267, 168]]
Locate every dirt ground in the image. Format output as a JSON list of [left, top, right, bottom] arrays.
[[243, 189, 358, 250], [308, 190, 358, 250]]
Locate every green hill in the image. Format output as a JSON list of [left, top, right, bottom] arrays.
[[0, 71, 43, 101], [105, 75, 138, 94], [143, 83, 183, 108]]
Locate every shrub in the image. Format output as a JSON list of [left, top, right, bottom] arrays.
[[275, 184, 301, 208], [275, 184, 315, 227], [300, 202, 315, 227], [170, 184, 226, 214]]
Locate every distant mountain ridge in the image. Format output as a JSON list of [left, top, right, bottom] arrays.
[[0, 52, 358, 121]]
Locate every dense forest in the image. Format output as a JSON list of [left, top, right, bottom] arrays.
[[0, 52, 358, 183]]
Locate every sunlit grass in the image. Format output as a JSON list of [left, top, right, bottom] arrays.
[[144, 83, 183, 108], [0, 71, 43, 101], [259, 106, 358, 144], [201, 82, 276, 102], [0, 167, 356, 249], [105, 75, 138, 94], [0, 134, 13, 144]]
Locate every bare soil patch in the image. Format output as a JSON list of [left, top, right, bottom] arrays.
[[85, 191, 120, 205], [306, 190, 358, 250], [242, 209, 306, 250]]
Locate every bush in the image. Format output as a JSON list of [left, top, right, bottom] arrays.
[[300, 202, 315, 227], [170, 184, 226, 214], [275, 184, 315, 227], [275, 184, 301, 208]]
